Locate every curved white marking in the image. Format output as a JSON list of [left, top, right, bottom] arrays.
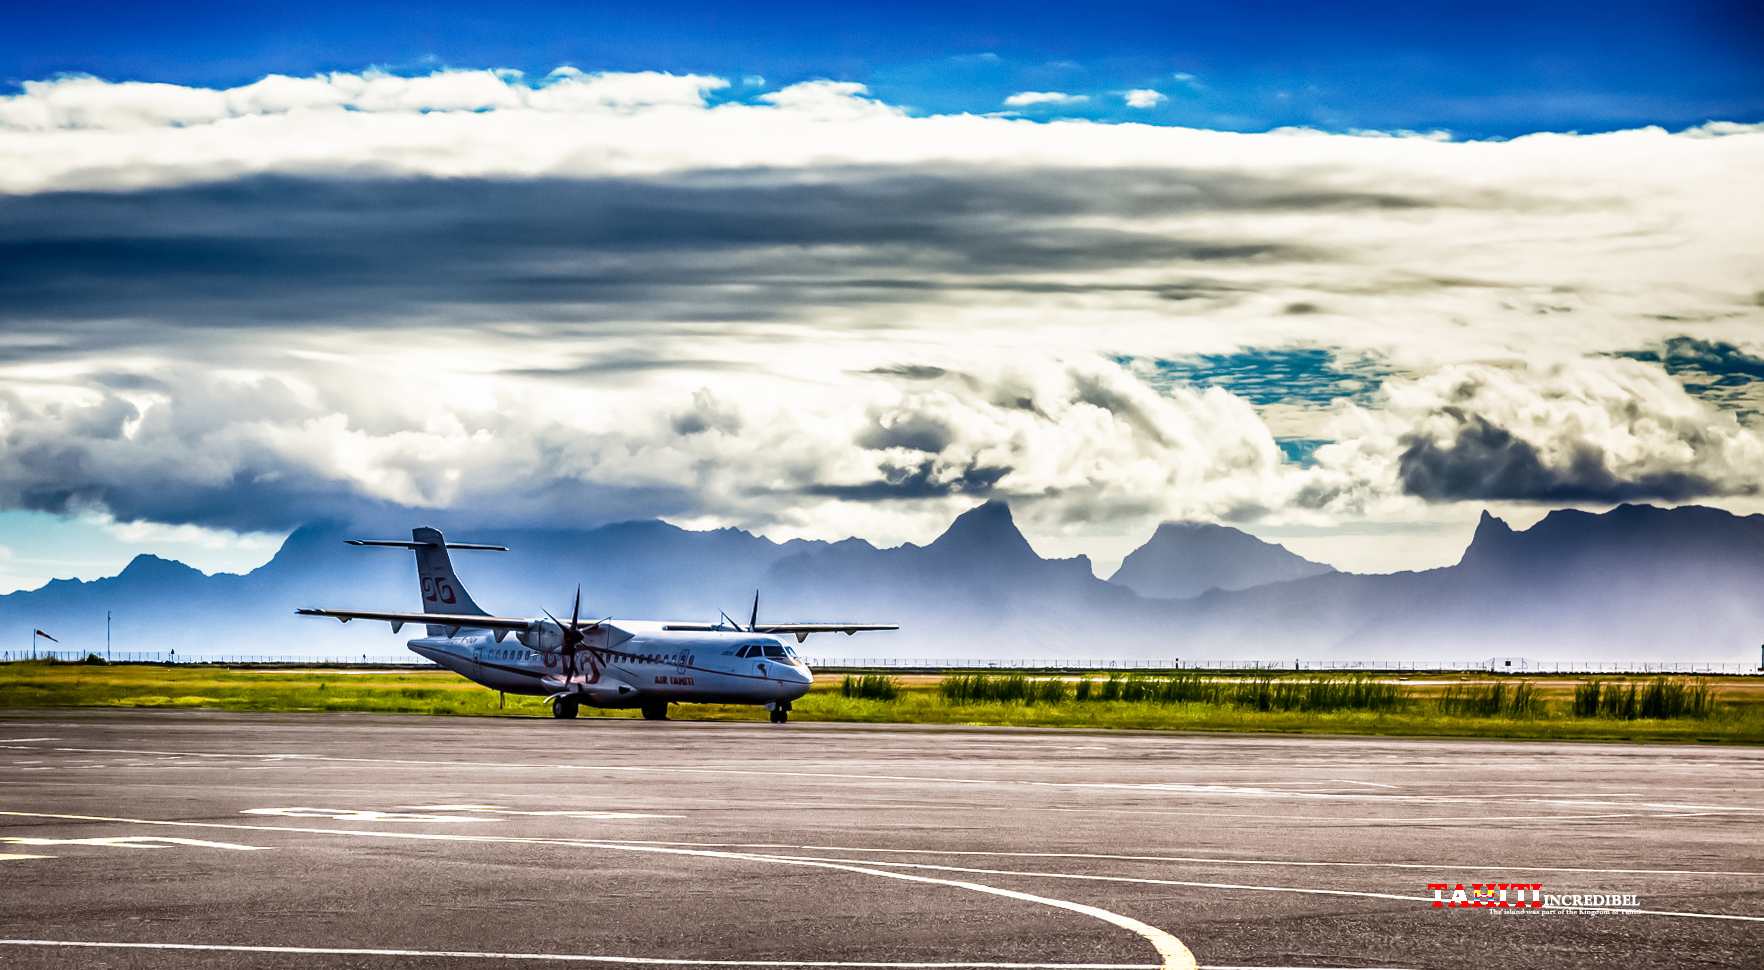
[[10, 811, 1762, 925], [0, 813, 1195, 968], [617, 845, 1195, 970]]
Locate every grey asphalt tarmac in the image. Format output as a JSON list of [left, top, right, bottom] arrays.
[[1, 709, 1761, 970]]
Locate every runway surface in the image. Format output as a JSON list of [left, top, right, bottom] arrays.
[[2, 709, 1761, 969]]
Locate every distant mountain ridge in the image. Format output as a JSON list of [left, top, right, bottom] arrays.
[[1109, 522, 1335, 599], [3, 502, 1761, 664]]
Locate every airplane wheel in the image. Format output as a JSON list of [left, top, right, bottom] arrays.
[[769, 710, 788, 724], [552, 698, 579, 719], [641, 702, 669, 721]]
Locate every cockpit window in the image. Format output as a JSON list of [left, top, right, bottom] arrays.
[[737, 645, 756, 658], [763, 645, 786, 658]]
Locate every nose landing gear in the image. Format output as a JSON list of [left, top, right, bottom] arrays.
[[766, 701, 791, 724]]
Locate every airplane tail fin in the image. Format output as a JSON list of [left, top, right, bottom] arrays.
[[345, 527, 504, 618], [408, 527, 491, 616]]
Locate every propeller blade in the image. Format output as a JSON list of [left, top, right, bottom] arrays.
[[748, 590, 759, 633], [542, 607, 581, 679]]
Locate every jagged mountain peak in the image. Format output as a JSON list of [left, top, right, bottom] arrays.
[[925, 500, 1038, 561], [116, 553, 206, 582], [1109, 521, 1334, 599]]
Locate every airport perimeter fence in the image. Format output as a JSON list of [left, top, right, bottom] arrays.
[[1, 650, 438, 666], [804, 658, 1763, 675]]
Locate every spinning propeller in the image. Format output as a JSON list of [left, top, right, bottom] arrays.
[[542, 588, 597, 685]]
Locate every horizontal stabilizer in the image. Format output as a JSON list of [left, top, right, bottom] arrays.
[[345, 540, 509, 551], [296, 608, 535, 640]]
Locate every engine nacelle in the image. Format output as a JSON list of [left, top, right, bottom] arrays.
[[544, 673, 637, 708], [518, 619, 564, 651]]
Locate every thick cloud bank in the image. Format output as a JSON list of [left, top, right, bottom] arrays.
[[1, 70, 1762, 558]]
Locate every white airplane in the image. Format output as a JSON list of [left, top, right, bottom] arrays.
[[299, 527, 896, 722]]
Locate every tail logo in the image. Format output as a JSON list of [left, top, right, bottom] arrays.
[[420, 577, 456, 604], [422, 577, 436, 602]]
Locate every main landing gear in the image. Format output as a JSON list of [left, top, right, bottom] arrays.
[[641, 702, 670, 721], [552, 696, 579, 719]]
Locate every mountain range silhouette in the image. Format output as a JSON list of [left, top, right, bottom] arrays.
[[4, 501, 1760, 663]]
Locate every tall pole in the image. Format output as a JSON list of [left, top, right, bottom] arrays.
[[107, 611, 112, 661]]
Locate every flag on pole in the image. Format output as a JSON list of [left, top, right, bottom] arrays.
[[34, 630, 57, 642]]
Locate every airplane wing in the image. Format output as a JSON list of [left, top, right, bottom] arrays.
[[661, 621, 898, 642], [763, 623, 900, 643], [296, 608, 536, 638]]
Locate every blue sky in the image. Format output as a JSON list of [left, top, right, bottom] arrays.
[[5, 1, 1761, 136]]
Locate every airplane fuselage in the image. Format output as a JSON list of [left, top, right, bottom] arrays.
[[409, 624, 814, 709], [301, 526, 886, 721]]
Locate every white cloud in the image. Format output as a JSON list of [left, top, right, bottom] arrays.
[[1002, 91, 1088, 107], [1338, 359, 1764, 504], [1124, 89, 1166, 108], [1, 70, 1762, 571]]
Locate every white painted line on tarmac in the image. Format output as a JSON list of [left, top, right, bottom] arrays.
[[7, 809, 1764, 926], [29, 744, 1764, 819], [0, 813, 1197, 970], [1036, 807, 1726, 824], [2, 836, 265, 851], [243, 807, 502, 822], [0, 941, 1421, 970], [593, 841, 1764, 878], [402, 804, 684, 819], [738, 852, 1428, 906], [0, 853, 52, 861]]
